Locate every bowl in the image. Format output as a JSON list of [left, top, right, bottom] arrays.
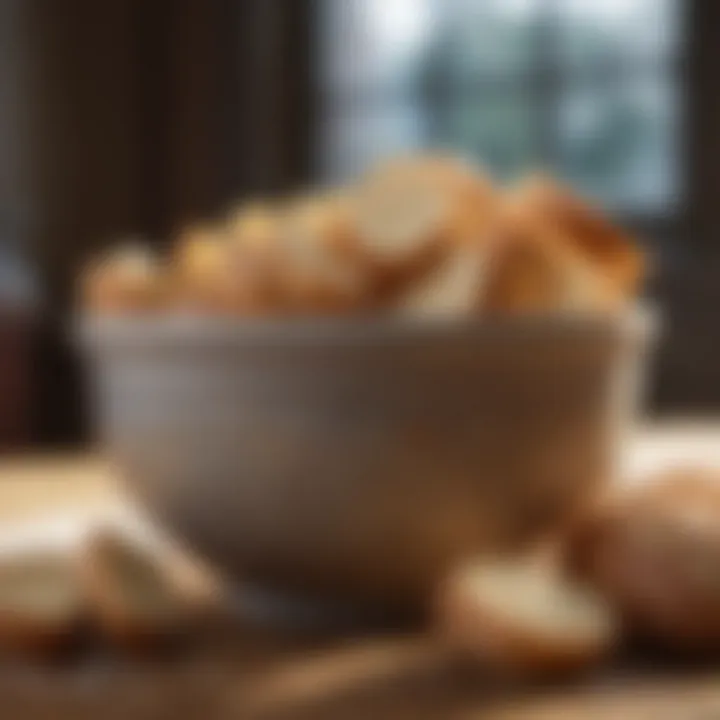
[[80, 311, 652, 610]]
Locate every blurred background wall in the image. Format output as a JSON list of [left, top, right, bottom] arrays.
[[0, 0, 717, 448]]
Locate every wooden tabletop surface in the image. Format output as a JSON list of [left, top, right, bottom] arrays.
[[0, 421, 720, 719]]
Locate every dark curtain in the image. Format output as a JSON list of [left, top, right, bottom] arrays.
[[15, 0, 314, 445]]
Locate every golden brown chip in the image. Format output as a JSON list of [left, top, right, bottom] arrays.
[[482, 208, 622, 316], [272, 194, 371, 314], [171, 224, 277, 315], [350, 154, 498, 309], [353, 155, 495, 262], [396, 244, 490, 317], [226, 201, 281, 255], [81, 244, 165, 314], [512, 175, 645, 295]]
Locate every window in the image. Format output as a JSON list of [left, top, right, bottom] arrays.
[[317, 0, 682, 221]]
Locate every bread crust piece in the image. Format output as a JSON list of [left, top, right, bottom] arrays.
[[171, 224, 281, 315], [272, 194, 373, 314], [81, 244, 165, 314], [512, 175, 645, 296], [568, 469, 720, 651], [0, 553, 82, 659], [482, 206, 622, 316], [395, 243, 490, 317], [350, 155, 498, 306], [361, 154, 496, 239], [78, 530, 187, 654], [226, 200, 281, 255], [438, 559, 616, 677]]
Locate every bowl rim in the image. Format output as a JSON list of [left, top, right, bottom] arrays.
[[76, 303, 657, 350]]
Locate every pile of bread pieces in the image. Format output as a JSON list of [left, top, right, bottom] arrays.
[[5, 469, 720, 679], [0, 527, 196, 660], [82, 154, 644, 317]]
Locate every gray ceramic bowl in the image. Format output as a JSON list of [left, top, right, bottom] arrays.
[[80, 310, 652, 610]]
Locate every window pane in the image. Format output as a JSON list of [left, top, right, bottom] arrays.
[[319, 0, 545, 100], [556, 0, 681, 73], [318, 102, 428, 183], [424, 0, 543, 85], [319, 0, 437, 97], [431, 90, 536, 179], [557, 78, 680, 212]]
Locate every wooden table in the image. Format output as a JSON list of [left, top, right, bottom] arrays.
[[1, 423, 720, 719]]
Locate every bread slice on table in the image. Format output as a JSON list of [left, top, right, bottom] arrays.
[[438, 556, 617, 677], [0, 550, 82, 658], [78, 529, 188, 653], [511, 174, 645, 296], [567, 468, 720, 652]]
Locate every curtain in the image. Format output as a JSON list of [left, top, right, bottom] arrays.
[[13, 0, 314, 444]]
